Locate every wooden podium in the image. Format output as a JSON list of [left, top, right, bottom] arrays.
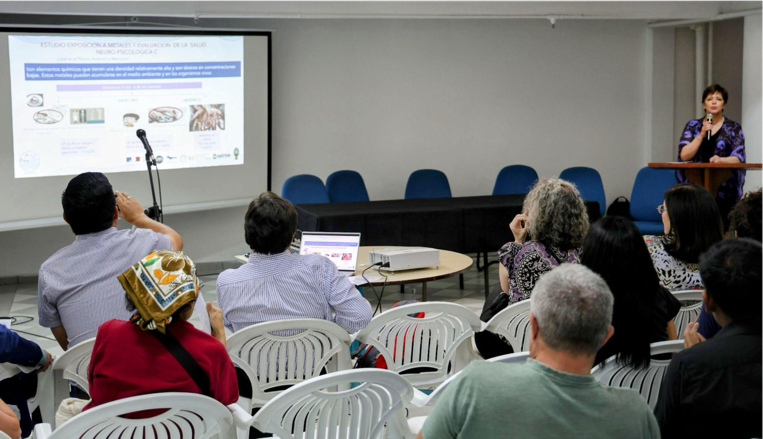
[[648, 162, 762, 198]]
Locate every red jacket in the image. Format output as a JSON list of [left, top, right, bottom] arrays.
[[85, 319, 238, 413]]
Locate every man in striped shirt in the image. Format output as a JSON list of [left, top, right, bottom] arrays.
[[217, 192, 372, 335], [38, 172, 183, 350]]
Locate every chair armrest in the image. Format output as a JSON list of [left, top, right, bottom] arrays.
[[409, 389, 431, 408], [227, 404, 253, 431], [33, 423, 53, 439], [471, 335, 483, 360]]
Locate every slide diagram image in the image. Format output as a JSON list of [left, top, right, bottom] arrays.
[[189, 104, 225, 131], [70, 108, 105, 124], [33, 109, 62, 124], [122, 113, 139, 127], [149, 106, 183, 124], [27, 94, 43, 106], [9, 34, 245, 178]]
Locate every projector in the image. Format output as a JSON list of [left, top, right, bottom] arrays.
[[369, 247, 440, 271]]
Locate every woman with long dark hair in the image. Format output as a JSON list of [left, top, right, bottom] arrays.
[[582, 216, 680, 368], [646, 183, 724, 290]]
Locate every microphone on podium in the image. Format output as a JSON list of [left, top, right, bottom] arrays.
[[706, 113, 713, 141]]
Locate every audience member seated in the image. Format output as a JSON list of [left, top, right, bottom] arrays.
[[654, 239, 762, 438], [581, 217, 680, 368], [216, 191, 372, 334], [645, 183, 723, 290], [498, 178, 589, 303], [418, 264, 659, 439], [0, 400, 20, 439], [696, 188, 762, 340], [84, 251, 237, 414], [476, 177, 588, 358], [0, 325, 52, 438], [38, 172, 183, 351]]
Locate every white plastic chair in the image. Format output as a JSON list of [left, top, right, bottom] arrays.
[[591, 340, 684, 409], [35, 337, 95, 424], [0, 362, 54, 425], [482, 299, 532, 352], [32, 393, 236, 439], [671, 290, 704, 339], [240, 369, 415, 439], [410, 351, 529, 408], [226, 319, 353, 412], [354, 302, 482, 388]]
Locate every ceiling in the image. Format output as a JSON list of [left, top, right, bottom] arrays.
[[0, 1, 759, 22]]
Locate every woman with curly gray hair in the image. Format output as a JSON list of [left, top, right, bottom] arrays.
[[477, 178, 589, 358], [499, 177, 589, 303]]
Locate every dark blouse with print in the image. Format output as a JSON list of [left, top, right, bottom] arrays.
[[676, 118, 746, 204]]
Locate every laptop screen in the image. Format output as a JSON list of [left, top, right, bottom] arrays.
[[300, 232, 361, 272]]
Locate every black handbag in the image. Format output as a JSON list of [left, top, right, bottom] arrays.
[[480, 290, 510, 323], [477, 287, 514, 359]]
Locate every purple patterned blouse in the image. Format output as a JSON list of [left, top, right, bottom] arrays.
[[677, 118, 746, 203], [498, 240, 580, 305]]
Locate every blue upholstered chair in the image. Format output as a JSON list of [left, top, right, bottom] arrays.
[[326, 170, 370, 203], [559, 167, 606, 217], [405, 169, 452, 199], [630, 167, 677, 235], [281, 174, 330, 204], [492, 165, 539, 195]]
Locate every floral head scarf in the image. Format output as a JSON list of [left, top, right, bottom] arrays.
[[117, 250, 198, 333]]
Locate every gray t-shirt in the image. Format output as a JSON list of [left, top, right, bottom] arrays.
[[38, 227, 173, 348], [422, 359, 660, 439]]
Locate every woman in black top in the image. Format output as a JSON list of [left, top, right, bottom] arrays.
[[582, 216, 681, 369]]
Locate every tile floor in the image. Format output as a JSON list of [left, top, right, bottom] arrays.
[[1, 253, 500, 358]]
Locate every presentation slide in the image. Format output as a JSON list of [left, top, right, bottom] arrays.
[[9, 35, 245, 178]]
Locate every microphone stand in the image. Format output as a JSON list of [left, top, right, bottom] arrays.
[[144, 144, 163, 223]]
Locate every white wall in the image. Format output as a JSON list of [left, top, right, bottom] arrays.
[[0, 18, 676, 278], [712, 19, 744, 121], [647, 27, 676, 163], [264, 19, 648, 203], [742, 14, 762, 192], [673, 27, 696, 154]]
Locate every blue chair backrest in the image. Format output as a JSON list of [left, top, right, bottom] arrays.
[[405, 169, 452, 199], [560, 167, 606, 217], [630, 167, 677, 222], [281, 174, 330, 204], [326, 170, 370, 203], [492, 165, 539, 195]]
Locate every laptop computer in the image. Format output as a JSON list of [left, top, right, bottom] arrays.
[[289, 230, 302, 254], [299, 231, 361, 277]]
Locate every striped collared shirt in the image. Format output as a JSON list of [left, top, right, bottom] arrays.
[[38, 227, 173, 348], [216, 251, 372, 334]]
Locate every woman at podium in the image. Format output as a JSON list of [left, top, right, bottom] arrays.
[[676, 84, 746, 225]]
